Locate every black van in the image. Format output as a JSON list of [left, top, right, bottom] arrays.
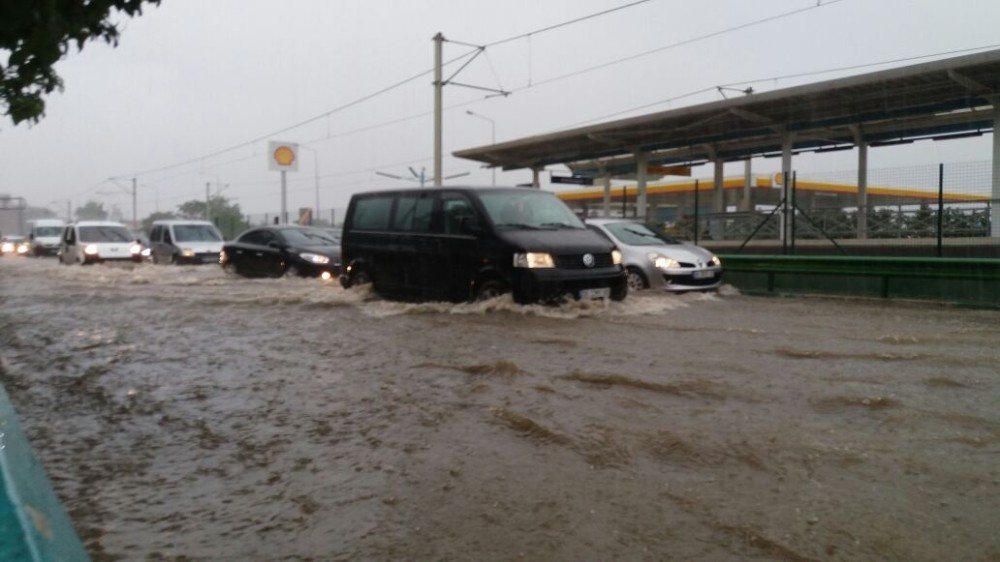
[[340, 187, 627, 303]]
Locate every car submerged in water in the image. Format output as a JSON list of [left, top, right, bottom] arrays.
[[586, 219, 722, 292], [57, 222, 143, 265], [219, 225, 342, 279], [340, 187, 627, 303]]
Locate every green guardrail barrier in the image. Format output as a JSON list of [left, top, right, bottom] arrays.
[[718, 254, 1000, 308], [0, 385, 89, 561]]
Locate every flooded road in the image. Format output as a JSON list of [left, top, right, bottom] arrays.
[[0, 256, 997, 561]]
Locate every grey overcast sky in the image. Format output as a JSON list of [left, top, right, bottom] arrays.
[[2, 0, 999, 219]]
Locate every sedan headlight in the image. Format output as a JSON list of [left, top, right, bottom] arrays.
[[1, 243, 13, 253], [16, 244, 29, 254], [513, 252, 555, 269], [84, 244, 99, 255], [611, 250, 622, 265], [709, 255, 721, 267], [299, 252, 330, 265], [648, 252, 679, 270], [181, 248, 196, 257]]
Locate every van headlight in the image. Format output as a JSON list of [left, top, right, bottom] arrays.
[[299, 252, 330, 265], [611, 250, 622, 265], [513, 252, 555, 268], [130, 244, 142, 255], [709, 255, 721, 267], [84, 244, 100, 256], [181, 248, 196, 257], [648, 252, 679, 270]]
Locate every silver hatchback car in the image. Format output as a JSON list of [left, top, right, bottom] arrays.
[[586, 219, 722, 292]]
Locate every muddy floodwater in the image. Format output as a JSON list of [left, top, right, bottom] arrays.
[[0, 257, 997, 561]]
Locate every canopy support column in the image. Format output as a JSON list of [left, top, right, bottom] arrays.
[[992, 101, 1000, 237], [600, 168, 612, 217], [780, 134, 795, 246], [741, 158, 752, 212], [635, 151, 648, 220]]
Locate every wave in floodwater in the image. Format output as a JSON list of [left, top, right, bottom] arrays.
[[13, 259, 738, 319]]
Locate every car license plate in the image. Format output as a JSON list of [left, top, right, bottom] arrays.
[[579, 287, 611, 300], [692, 270, 714, 279]]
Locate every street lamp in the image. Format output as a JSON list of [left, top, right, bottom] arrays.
[[466, 110, 496, 186]]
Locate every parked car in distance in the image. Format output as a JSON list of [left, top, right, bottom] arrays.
[[58, 222, 142, 265], [220, 225, 342, 279], [340, 187, 627, 303], [26, 219, 66, 256], [1, 236, 28, 256], [148, 220, 225, 265], [586, 219, 722, 292]]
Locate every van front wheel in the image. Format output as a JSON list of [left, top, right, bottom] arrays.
[[475, 279, 508, 301]]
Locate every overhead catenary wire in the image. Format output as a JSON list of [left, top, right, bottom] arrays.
[[106, 0, 661, 184]]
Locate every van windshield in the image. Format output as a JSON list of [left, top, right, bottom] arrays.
[[479, 191, 585, 230], [33, 227, 63, 237], [604, 222, 680, 245], [79, 226, 132, 243], [173, 225, 222, 242]]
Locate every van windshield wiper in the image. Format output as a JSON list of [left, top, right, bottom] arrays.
[[494, 223, 543, 230], [540, 222, 583, 229]]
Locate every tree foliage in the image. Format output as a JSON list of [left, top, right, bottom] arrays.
[[75, 200, 108, 221], [140, 210, 177, 232], [177, 195, 247, 239], [1, 0, 160, 125]]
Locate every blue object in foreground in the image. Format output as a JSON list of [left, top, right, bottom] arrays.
[[0, 385, 89, 561]]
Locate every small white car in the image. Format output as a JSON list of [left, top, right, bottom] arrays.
[[586, 219, 722, 292], [58, 221, 143, 265], [148, 220, 225, 265]]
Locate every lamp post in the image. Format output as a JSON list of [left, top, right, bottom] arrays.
[[465, 110, 496, 186]]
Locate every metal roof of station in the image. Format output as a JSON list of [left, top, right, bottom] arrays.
[[453, 50, 1000, 176]]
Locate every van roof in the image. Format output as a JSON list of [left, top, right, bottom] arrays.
[[73, 221, 129, 227], [29, 219, 65, 225], [151, 220, 216, 226], [348, 186, 538, 198]]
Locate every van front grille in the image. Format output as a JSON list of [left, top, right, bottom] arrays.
[[555, 253, 614, 269]]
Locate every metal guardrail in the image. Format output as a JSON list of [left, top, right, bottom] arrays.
[[0, 385, 89, 561], [719, 254, 1000, 307]]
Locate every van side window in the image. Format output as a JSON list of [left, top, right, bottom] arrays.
[[64, 227, 75, 244], [440, 196, 474, 234], [163, 228, 172, 244], [150, 226, 160, 242], [353, 196, 394, 230], [393, 195, 434, 233]]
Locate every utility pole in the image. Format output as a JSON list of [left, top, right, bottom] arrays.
[[132, 177, 137, 230], [205, 182, 211, 224], [433, 32, 444, 187], [466, 110, 496, 186], [280, 170, 287, 224]]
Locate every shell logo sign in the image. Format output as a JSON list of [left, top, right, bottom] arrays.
[[268, 141, 299, 172]]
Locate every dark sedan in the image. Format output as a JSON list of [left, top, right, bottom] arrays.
[[220, 226, 341, 279]]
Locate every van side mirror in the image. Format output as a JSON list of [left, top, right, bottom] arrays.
[[459, 216, 481, 234]]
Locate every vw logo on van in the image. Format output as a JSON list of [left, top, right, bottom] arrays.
[[582, 253, 595, 268]]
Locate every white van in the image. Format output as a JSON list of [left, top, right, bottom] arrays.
[[26, 219, 65, 256], [58, 221, 142, 265], [148, 220, 224, 265]]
